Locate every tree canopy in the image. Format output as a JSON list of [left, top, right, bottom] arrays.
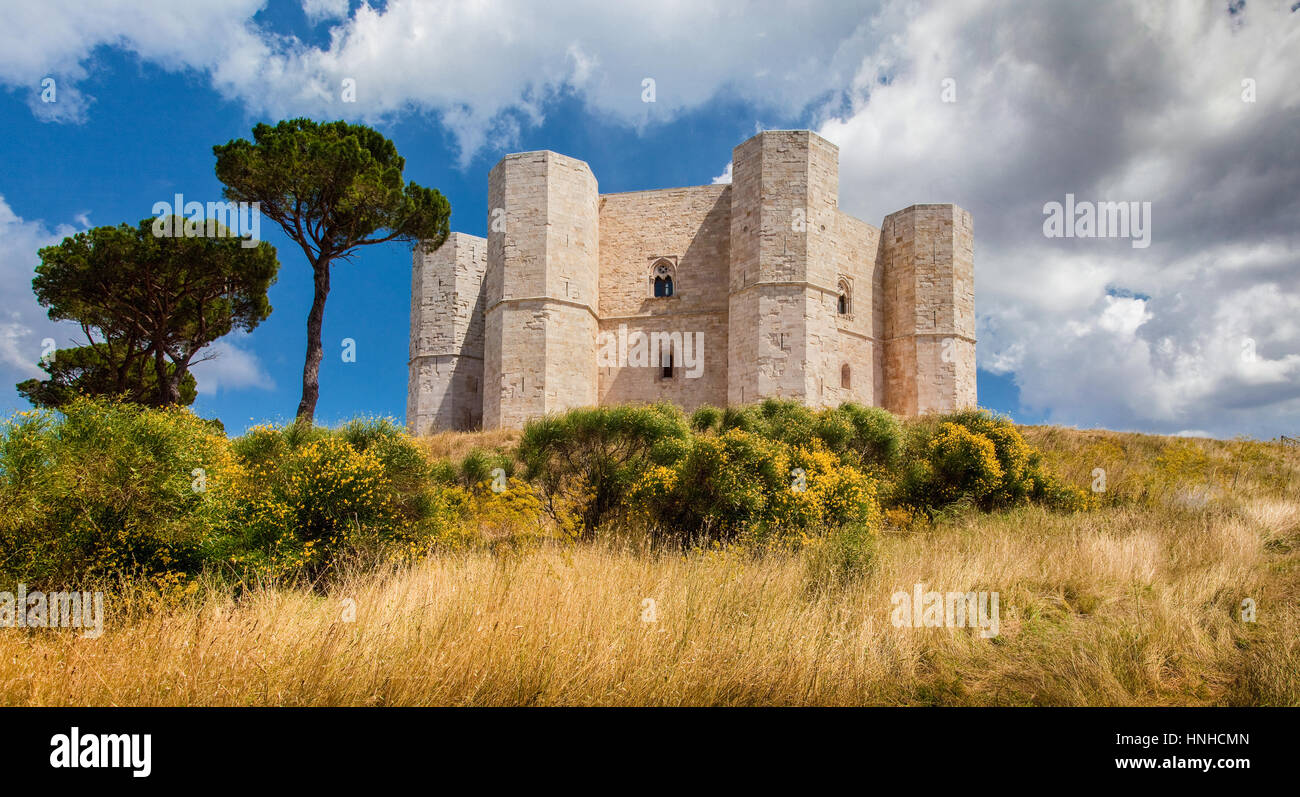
[[21, 216, 278, 408], [213, 119, 451, 421], [18, 343, 197, 409]]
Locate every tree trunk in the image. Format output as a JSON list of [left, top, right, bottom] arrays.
[[296, 260, 331, 422], [168, 355, 190, 407], [153, 346, 178, 407], [163, 369, 181, 406]]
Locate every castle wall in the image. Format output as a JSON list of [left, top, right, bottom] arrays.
[[727, 130, 842, 405], [406, 233, 486, 434], [407, 131, 976, 433], [596, 185, 731, 410], [881, 204, 977, 415], [824, 210, 882, 407], [483, 151, 600, 429]]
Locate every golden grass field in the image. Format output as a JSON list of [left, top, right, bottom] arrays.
[[1, 426, 1296, 706]]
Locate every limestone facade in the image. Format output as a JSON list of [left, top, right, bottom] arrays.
[[406, 130, 976, 433]]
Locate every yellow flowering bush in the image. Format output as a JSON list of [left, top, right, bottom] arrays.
[[0, 396, 1092, 592], [780, 445, 881, 530], [222, 418, 454, 579], [0, 397, 234, 590], [711, 399, 902, 468], [927, 422, 1005, 504], [463, 477, 547, 549], [227, 436, 393, 570], [898, 410, 1093, 515], [629, 429, 881, 544]]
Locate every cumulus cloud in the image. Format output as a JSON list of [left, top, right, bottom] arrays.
[[0, 0, 878, 163], [0, 0, 269, 123], [812, 0, 1300, 439], [189, 334, 275, 396], [0, 196, 82, 394], [302, 0, 351, 25]]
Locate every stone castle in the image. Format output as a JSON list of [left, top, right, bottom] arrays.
[[406, 130, 975, 433]]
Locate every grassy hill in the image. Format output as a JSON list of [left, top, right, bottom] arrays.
[[2, 421, 1295, 706]]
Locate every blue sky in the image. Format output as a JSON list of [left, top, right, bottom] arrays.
[[2, 1, 1296, 438]]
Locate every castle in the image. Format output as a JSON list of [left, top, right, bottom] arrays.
[[406, 130, 975, 433]]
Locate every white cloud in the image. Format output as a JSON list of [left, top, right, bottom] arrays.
[[0, 196, 81, 391], [302, 0, 351, 25], [0, 0, 269, 123], [812, 0, 1300, 439], [1096, 296, 1151, 338], [190, 335, 275, 396], [0, 0, 879, 163]]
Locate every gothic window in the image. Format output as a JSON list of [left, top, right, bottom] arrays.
[[837, 279, 851, 316], [649, 259, 676, 298], [841, 363, 851, 390]]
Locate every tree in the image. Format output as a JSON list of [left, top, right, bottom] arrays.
[[18, 343, 196, 409], [213, 119, 451, 422], [23, 217, 278, 407]]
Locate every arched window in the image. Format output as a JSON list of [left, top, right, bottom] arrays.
[[649, 260, 676, 298], [841, 363, 851, 390], [836, 279, 851, 316]]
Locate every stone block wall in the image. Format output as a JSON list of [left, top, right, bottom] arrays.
[[825, 210, 882, 407], [597, 185, 731, 410], [728, 130, 847, 406], [880, 204, 977, 415], [406, 232, 486, 433], [483, 151, 600, 429], [409, 131, 976, 432]]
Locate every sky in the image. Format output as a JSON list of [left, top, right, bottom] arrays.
[[0, 0, 1298, 439]]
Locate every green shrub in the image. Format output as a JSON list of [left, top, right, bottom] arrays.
[[713, 400, 901, 470], [811, 408, 856, 454], [339, 417, 440, 522], [428, 459, 459, 486], [838, 402, 902, 467], [897, 410, 1089, 515], [455, 447, 516, 490], [719, 404, 761, 434], [629, 429, 881, 545], [518, 403, 691, 538], [0, 398, 233, 590], [689, 404, 722, 433], [631, 428, 789, 542], [0, 396, 1086, 591], [223, 418, 448, 578], [753, 398, 820, 447]]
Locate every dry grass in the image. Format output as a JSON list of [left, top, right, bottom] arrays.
[[2, 427, 1297, 706], [415, 427, 520, 461]]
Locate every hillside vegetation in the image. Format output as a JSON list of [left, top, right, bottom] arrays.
[[0, 400, 1296, 706]]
